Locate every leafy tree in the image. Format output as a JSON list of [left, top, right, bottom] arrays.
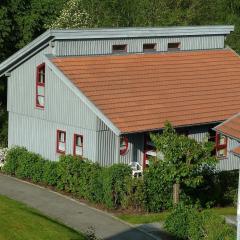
[[150, 122, 217, 205], [46, 0, 93, 29]]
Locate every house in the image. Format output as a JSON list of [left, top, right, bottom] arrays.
[[0, 26, 239, 170], [214, 113, 240, 170]]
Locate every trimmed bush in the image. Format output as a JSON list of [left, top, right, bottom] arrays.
[[2, 146, 28, 175], [144, 161, 172, 212], [15, 151, 45, 183], [42, 161, 59, 186], [122, 177, 145, 210], [164, 204, 236, 240], [102, 164, 132, 209]]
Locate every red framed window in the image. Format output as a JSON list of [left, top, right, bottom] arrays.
[[56, 130, 66, 154], [215, 133, 227, 158], [36, 63, 45, 108], [73, 134, 83, 156], [120, 136, 129, 155]]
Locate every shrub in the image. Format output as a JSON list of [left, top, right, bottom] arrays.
[[164, 203, 200, 239], [122, 177, 145, 210], [144, 161, 172, 212], [185, 169, 238, 208], [164, 204, 236, 240], [57, 155, 103, 203], [15, 151, 45, 183], [42, 160, 59, 186], [57, 154, 83, 192], [2, 146, 28, 175], [102, 164, 132, 209]]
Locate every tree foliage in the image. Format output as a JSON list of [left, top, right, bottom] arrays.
[[46, 0, 93, 29], [150, 122, 217, 204], [1, 0, 240, 146]]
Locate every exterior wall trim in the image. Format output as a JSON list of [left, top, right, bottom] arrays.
[[44, 54, 121, 136]]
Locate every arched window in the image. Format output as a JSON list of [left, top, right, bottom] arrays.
[[120, 136, 128, 155]]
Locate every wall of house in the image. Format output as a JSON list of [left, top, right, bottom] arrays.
[[7, 46, 103, 161], [217, 138, 240, 171], [8, 112, 98, 161], [53, 35, 225, 56]]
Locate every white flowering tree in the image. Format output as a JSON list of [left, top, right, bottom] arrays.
[[47, 0, 92, 29], [0, 147, 8, 168]]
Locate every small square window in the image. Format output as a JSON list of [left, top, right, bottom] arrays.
[[112, 44, 127, 53], [56, 130, 66, 154], [143, 43, 156, 52], [168, 42, 180, 51]]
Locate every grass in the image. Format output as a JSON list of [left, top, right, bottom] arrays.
[[0, 195, 86, 240], [118, 207, 236, 225], [211, 206, 236, 216]]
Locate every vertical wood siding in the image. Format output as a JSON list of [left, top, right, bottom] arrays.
[[217, 138, 240, 171], [54, 35, 225, 56], [8, 112, 97, 161]]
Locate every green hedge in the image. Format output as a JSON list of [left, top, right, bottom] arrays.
[[2, 147, 238, 212], [164, 204, 236, 240], [2, 147, 134, 209]]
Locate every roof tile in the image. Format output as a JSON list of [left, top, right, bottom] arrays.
[[51, 49, 240, 133]]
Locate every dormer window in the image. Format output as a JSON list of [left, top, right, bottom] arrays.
[[112, 44, 127, 53], [36, 63, 45, 108], [143, 43, 156, 52], [168, 42, 181, 51]]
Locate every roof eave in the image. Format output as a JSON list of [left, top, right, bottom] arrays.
[[0, 30, 54, 77]]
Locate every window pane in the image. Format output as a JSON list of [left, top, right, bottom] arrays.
[[76, 146, 83, 156], [217, 148, 226, 157], [59, 142, 65, 152], [59, 132, 65, 142], [37, 96, 44, 107], [76, 136, 82, 146], [37, 86, 45, 95], [143, 43, 156, 52], [168, 42, 180, 51], [112, 44, 127, 52], [219, 135, 226, 145]]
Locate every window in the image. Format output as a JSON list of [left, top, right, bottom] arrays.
[[168, 42, 180, 51], [73, 134, 83, 156], [120, 136, 129, 155], [36, 63, 45, 108], [112, 44, 127, 53], [56, 130, 66, 154], [143, 43, 156, 52], [215, 133, 227, 158]]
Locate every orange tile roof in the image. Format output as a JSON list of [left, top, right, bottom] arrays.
[[215, 113, 240, 139], [51, 49, 240, 134], [232, 146, 240, 156]]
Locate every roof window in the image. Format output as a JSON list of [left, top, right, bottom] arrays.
[[168, 42, 181, 51], [112, 44, 127, 53], [143, 43, 156, 52]]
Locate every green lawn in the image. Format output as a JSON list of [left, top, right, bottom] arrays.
[[0, 195, 85, 240], [118, 207, 236, 225]]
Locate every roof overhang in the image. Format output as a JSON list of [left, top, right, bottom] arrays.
[[0, 25, 234, 77]]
